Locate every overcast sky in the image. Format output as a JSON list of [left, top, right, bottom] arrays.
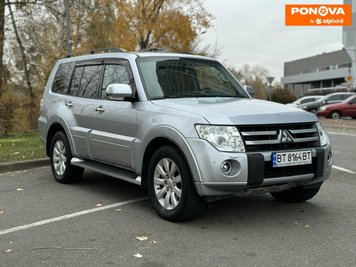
[[200, 0, 346, 82]]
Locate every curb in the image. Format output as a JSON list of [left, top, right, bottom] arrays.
[[0, 158, 50, 173]]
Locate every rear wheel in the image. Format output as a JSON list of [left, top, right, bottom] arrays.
[[147, 145, 205, 221], [50, 131, 84, 183], [330, 111, 341, 119], [270, 184, 322, 203]]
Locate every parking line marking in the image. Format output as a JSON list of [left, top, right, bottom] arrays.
[[327, 131, 356, 137], [0, 197, 148, 236], [332, 165, 356, 174]]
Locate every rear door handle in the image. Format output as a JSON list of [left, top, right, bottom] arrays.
[[95, 106, 105, 112], [65, 101, 73, 107]]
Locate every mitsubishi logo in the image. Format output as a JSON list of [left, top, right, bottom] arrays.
[[281, 130, 294, 143]]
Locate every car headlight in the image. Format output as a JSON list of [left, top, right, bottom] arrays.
[[319, 106, 327, 111], [195, 125, 245, 152], [316, 122, 330, 146]]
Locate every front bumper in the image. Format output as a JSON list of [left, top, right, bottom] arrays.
[[187, 138, 332, 197]]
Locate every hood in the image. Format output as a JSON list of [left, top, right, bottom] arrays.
[[151, 98, 317, 125]]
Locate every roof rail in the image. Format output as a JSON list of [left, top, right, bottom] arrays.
[[67, 48, 126, 58], [140, 48, 167, 52]]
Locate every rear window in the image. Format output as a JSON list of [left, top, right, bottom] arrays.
[[51, 62, 75, 94]]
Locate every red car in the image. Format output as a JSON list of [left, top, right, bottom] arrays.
[[317, 95, 356, 119]]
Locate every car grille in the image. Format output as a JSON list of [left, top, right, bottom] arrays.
[[239, 123, 320, 152]]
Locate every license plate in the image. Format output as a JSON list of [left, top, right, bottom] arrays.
[[272, 150, 312, 167]]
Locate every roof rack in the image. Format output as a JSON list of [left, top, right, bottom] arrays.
[[67, 48, 126, 58], [140, 48, 167, 52]]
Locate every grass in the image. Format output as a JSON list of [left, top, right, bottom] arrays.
[[0, 132, 46, 163]]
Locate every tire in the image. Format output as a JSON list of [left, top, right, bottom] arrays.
[[147, 145, 206, 221], [50, 131, 84, 184], [352, 117, 356, 120], [270, 184, 322, 203], [329, 111, 341, 119]]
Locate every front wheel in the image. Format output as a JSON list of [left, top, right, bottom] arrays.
[[50, 131, 84, 184], [270, 184, 322, 203], [147, 145, 205, 221]]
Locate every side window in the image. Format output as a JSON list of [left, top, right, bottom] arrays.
[[342, 94, 351, 100], [68, 65, 102, 98], [78, 65, 102, 98], [328, 95, 339, 101], [101, 64, 130, 99], [69, 66, 84, 96], [52, 62, 75, 94]]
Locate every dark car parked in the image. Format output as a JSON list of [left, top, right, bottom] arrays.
[[299, 92, 355, 113], [317, 95, 356, 119]]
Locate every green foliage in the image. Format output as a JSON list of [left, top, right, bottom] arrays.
[[271, 88, 297, 104], [0, 131, 46, 163]]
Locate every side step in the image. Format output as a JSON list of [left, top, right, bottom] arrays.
[[71, 158, 141, 186]]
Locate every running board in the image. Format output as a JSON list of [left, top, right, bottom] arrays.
[[71, 158, 141, 186]]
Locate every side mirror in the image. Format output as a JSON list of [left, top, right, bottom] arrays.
[[106, 84, 132, 101], [245, 86, 255, 98]]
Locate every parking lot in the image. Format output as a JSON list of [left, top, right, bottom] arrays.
[[1, 127, 356, 267]]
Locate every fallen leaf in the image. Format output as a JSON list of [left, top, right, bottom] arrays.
[[16, 188, 24, 191], [0, 210, 4, 214], [96, 203, 103, 207], [150, 240, 157, 244], [136, 236, 148, 241], [134, 253, 143, 258], [115, 208, 122, 212], [13, 152, 19, 155], [304, 224, 310, 228], [5, 249, 12, 253]]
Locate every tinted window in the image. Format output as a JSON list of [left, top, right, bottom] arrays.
[[79, 65, 102, 98], [69, 66, 84, 96], [52, 62, 75, 94], [68, 65, 102, 98], [341, 94, 352, 100], [101, 64, 130, 99], [327, 95, 338, 101]]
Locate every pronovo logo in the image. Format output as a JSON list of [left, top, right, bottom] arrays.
[[285, 4, 352, 26]]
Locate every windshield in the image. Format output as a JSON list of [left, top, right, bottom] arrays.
[[137, 57, 250, 100]]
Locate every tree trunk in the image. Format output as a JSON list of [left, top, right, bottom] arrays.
[[0, 0, 5, 97], [8, 1, 37, 128]]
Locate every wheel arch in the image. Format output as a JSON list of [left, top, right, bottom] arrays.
[[46, 119, 75, 157], [139, 128, 202, 192]]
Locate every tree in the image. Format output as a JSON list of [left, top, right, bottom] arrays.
[[271, 84, 296, 104], [79, 0, 212, 52], [237, 64, 270, 99], [0, 0, 4, 97]]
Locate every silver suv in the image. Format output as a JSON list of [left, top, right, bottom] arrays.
[[38, 49, 332, 221]]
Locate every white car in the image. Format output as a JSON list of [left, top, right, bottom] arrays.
[[287, 95, 323, 108]]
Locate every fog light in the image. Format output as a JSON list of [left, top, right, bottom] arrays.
[[221, 161, 232, 174], [327, 150, 332, 165]]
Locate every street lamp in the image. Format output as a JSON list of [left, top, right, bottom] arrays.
[[266, 76, 274, 101]]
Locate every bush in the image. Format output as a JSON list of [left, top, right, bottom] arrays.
[[0, 93, 19, 136], [271, 88, 296, 104]]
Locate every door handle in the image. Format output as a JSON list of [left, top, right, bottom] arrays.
[[65, 101, 73, 107], [95, 106, 105, 112]]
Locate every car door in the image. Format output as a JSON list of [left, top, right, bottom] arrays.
[[66, 61, 103, 158], [343, 96, 356, 116], [88, 59, 137, 169]]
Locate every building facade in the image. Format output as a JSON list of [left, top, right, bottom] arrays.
[[281, 49, 352, 98]]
